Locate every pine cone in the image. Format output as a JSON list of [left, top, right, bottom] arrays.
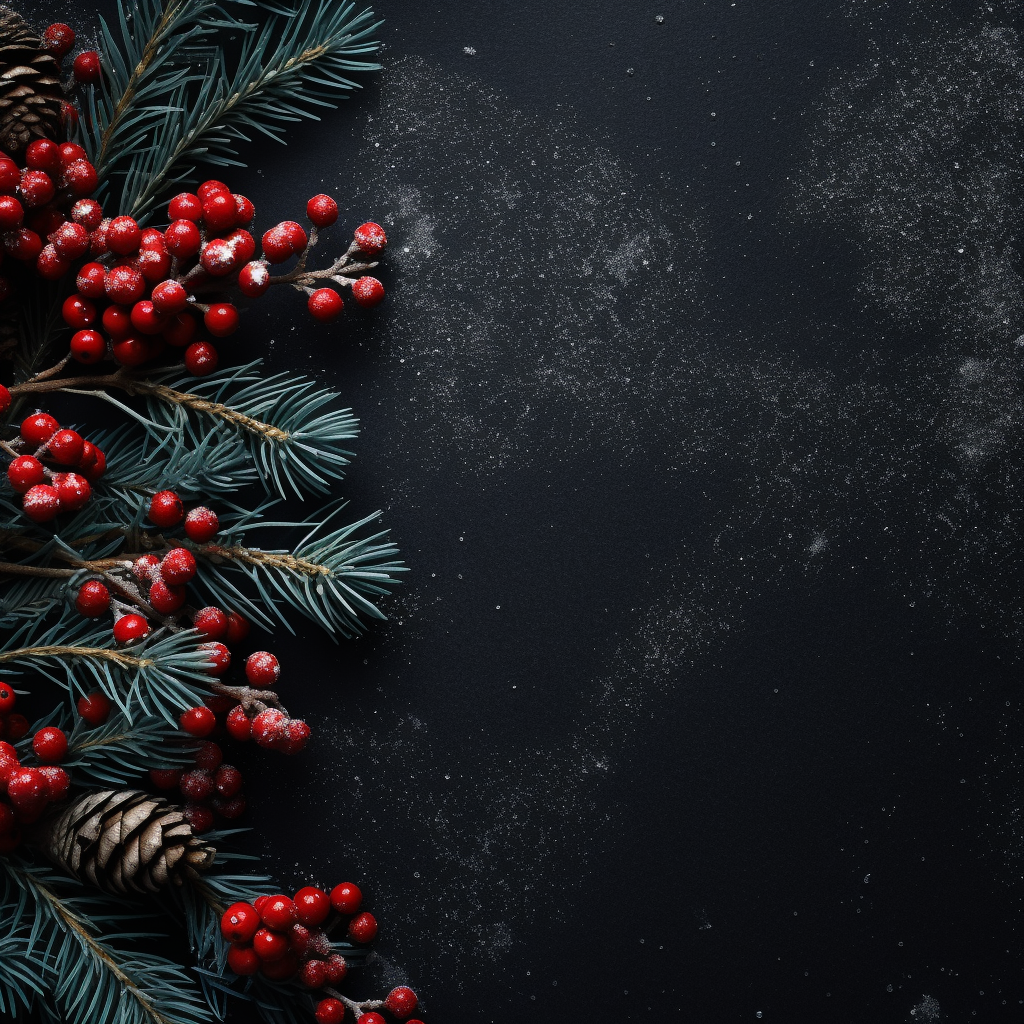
[[0, 6, 64, 158], [32, 789, 216, 894]]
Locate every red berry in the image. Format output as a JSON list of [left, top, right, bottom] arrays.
[[202, 193, 237, 233], [184, 506, 219, 542], [21, 411, 59, 445], [184, 339, 218, 376], [101, 303, 131, 339], [234, 194, 255, 224], [138, 227, 166, 252], [7, 767, 48, 815], [180, 706, 216, 738], [71, 198, 103, 230], [149, 768, 181, 790], [238, 260, 271, 298], [225, 705, 252, 741], [106, 216, 140, 255], [0, 194, 23, 229], [204, 302, 238, 337], [193, 606, 227, 640], [307, 288, 343, 322], [77, 689, 112, 726], [324, 953, 348, 984], [3, 227, 42, 261], [52, 472, 91, 511], [138, 247, 173, 283], [104, 265, 145, 305], [7, 456, 45, 493], [161, 547, 196, 585], [357, 1015, 385, 1024], [72, 51, 102, 84], [197, 180, 231, 201], [78, 442, 106, 481], [194, 740, 223, 772], [19, 170, 55, 208], [0, 683, 14, 715], [132, 554, 160, 581], [0, 383, 8, 415], [200, 238, 236, 276], [112, 613, 150, 644], [251, 708, 287, 748], [168, 193, 202, 222], [221, 901, 261, 944], [130, 300, 165, 335], [279, 719, 310, 755], [164, 219, 201, 257], [35, 244, 71, 281], [74, 580, 110, 618], [384, 988, 418, 1020], [351, 276, 385, 308], [148, 578, 186, 614], [306, 194, 338, 228], [183, 802, 214, 832], [293, 886, 330, 926], [47, 428, 85, 465], [224, 612, 250, 645], [162, 311, 197, 347], [245, 651, 280, 687], [70, 329, 105, 364], [329, 882, 362, 915], [179, 768, 215, 801], [0, 742, 20, 779], [111, 335, 149, 367], [43, 23, 76, 59], [32, 726, 68, 764], [259, 894, 296, 931], [199, 641, 231, 677], [315, 999, 346, 1024], [148, 490, 184, 527], [353, 221, 387, 254], [151, 279, 187, 314], [252, 927, 289, 961], [226, 944, 260, 976], [39, 765, 70, 801], [214, 763, 242, 797], [51, 221, 90, 260], [63, 159, 99, 198], [299, 958, 327, 989], [226, 228, 256, 263], [26, 139, 60, 173], [22, 484, 61, 522], [0, 156, 19, 191], [262, 221, 306, 263]]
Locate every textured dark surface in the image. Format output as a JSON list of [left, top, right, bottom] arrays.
[[66, 0, 1024, 1020]]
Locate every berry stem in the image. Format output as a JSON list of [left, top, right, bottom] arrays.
[[208, 681, 287, 714], [322, 989, 385, 1018]]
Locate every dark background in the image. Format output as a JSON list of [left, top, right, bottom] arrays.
[[66, 0, 1024, 1021]]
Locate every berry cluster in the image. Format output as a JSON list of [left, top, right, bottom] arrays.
[[149, 737, 246, 834], [0, 682, 70, 852], [40, 21, 100, 90], [2, 407, 106, 523], [219, 884, 420, 1023]]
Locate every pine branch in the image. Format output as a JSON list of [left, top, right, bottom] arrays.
[[1, 859, 212, 1024]]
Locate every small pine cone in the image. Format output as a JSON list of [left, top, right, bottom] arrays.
[[0, 6, 64, 158], [31, 789, 216, 894]]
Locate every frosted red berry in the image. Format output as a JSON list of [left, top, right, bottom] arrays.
[[356, 1014, 385, 1024], [194, 741, 223, 772], [315, 999, 346, 1024], [204, 302, 239, 337], [112, 613, 150, 644], [71, 198, 103, 230], [151, 279, 187, 314], [106, 216, 141, 255], [52, 222, 90, 259], [227, 944, 260, 976], [19, 169, 55, 208], [293, 886, 330, 926], [384, 988, 418, 1019], [252, 927, 289, 961], [299, 958, 327, 989], [47, 428, 85, 465], [70, 328, 106, 363], [200, 238, 236, 276], [7, 767, 48, 815], [22, 484, 61, 522], [4, 227, 43, 261], [347, 911, 377, 943], [0, 194, 23, 229], [104, 265, 145, 305], [74, 580, 110, 618], [306, 194, 338, 228], [234, 194, 255, 224], [307, 287, 343, 322], [164, 219, 201, 257], [214, 763, 242, 798], [184, 340, 219, 375], [7, 456, 45, 494], [198, 180, 230, 201], [148, 579, 186, 614], [202, 193, 237, 232], [77, 689, 112, 726], [193, 606, 227, 640], [72, 51, 102, 84], [184, 506, 219, 543], [245, 651, 280, 687], [161, 547, 197, 585], [132, 553, 160, 580], [183, 802, 214, 832], [43, 23, 76, 59], [180, 768, 215, 801], [324, 953, 348, 984], [32, 726, 68, 763], [279, 719, 310, 755], [180, 706, 216, 738], [225, 705, 252, 741], [62, 158, 99, 197], [148, 490, 184, 527], [168, 193, 202, 221], [251, 708, 287, 748], [26, 139, 60, 172], [353, 221, 387, 254], [52, 472, 91, 511], [329, 882, 362, 915], [238, 260, 270, 298], [226, 228, 256, 262], [39, 765, 70, 801], [352, 276, 385, 308], [35, 244, 70, 281], [221, 901, 261, 943], [259, 894, 296, 931], [261, 221, 304, 263], [200, 641, 231, 677], [21, 411, 59, 445]]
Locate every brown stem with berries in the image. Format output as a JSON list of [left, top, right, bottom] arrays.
[[208, 681, 287, 715], [324, 989, 384, 1018]]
